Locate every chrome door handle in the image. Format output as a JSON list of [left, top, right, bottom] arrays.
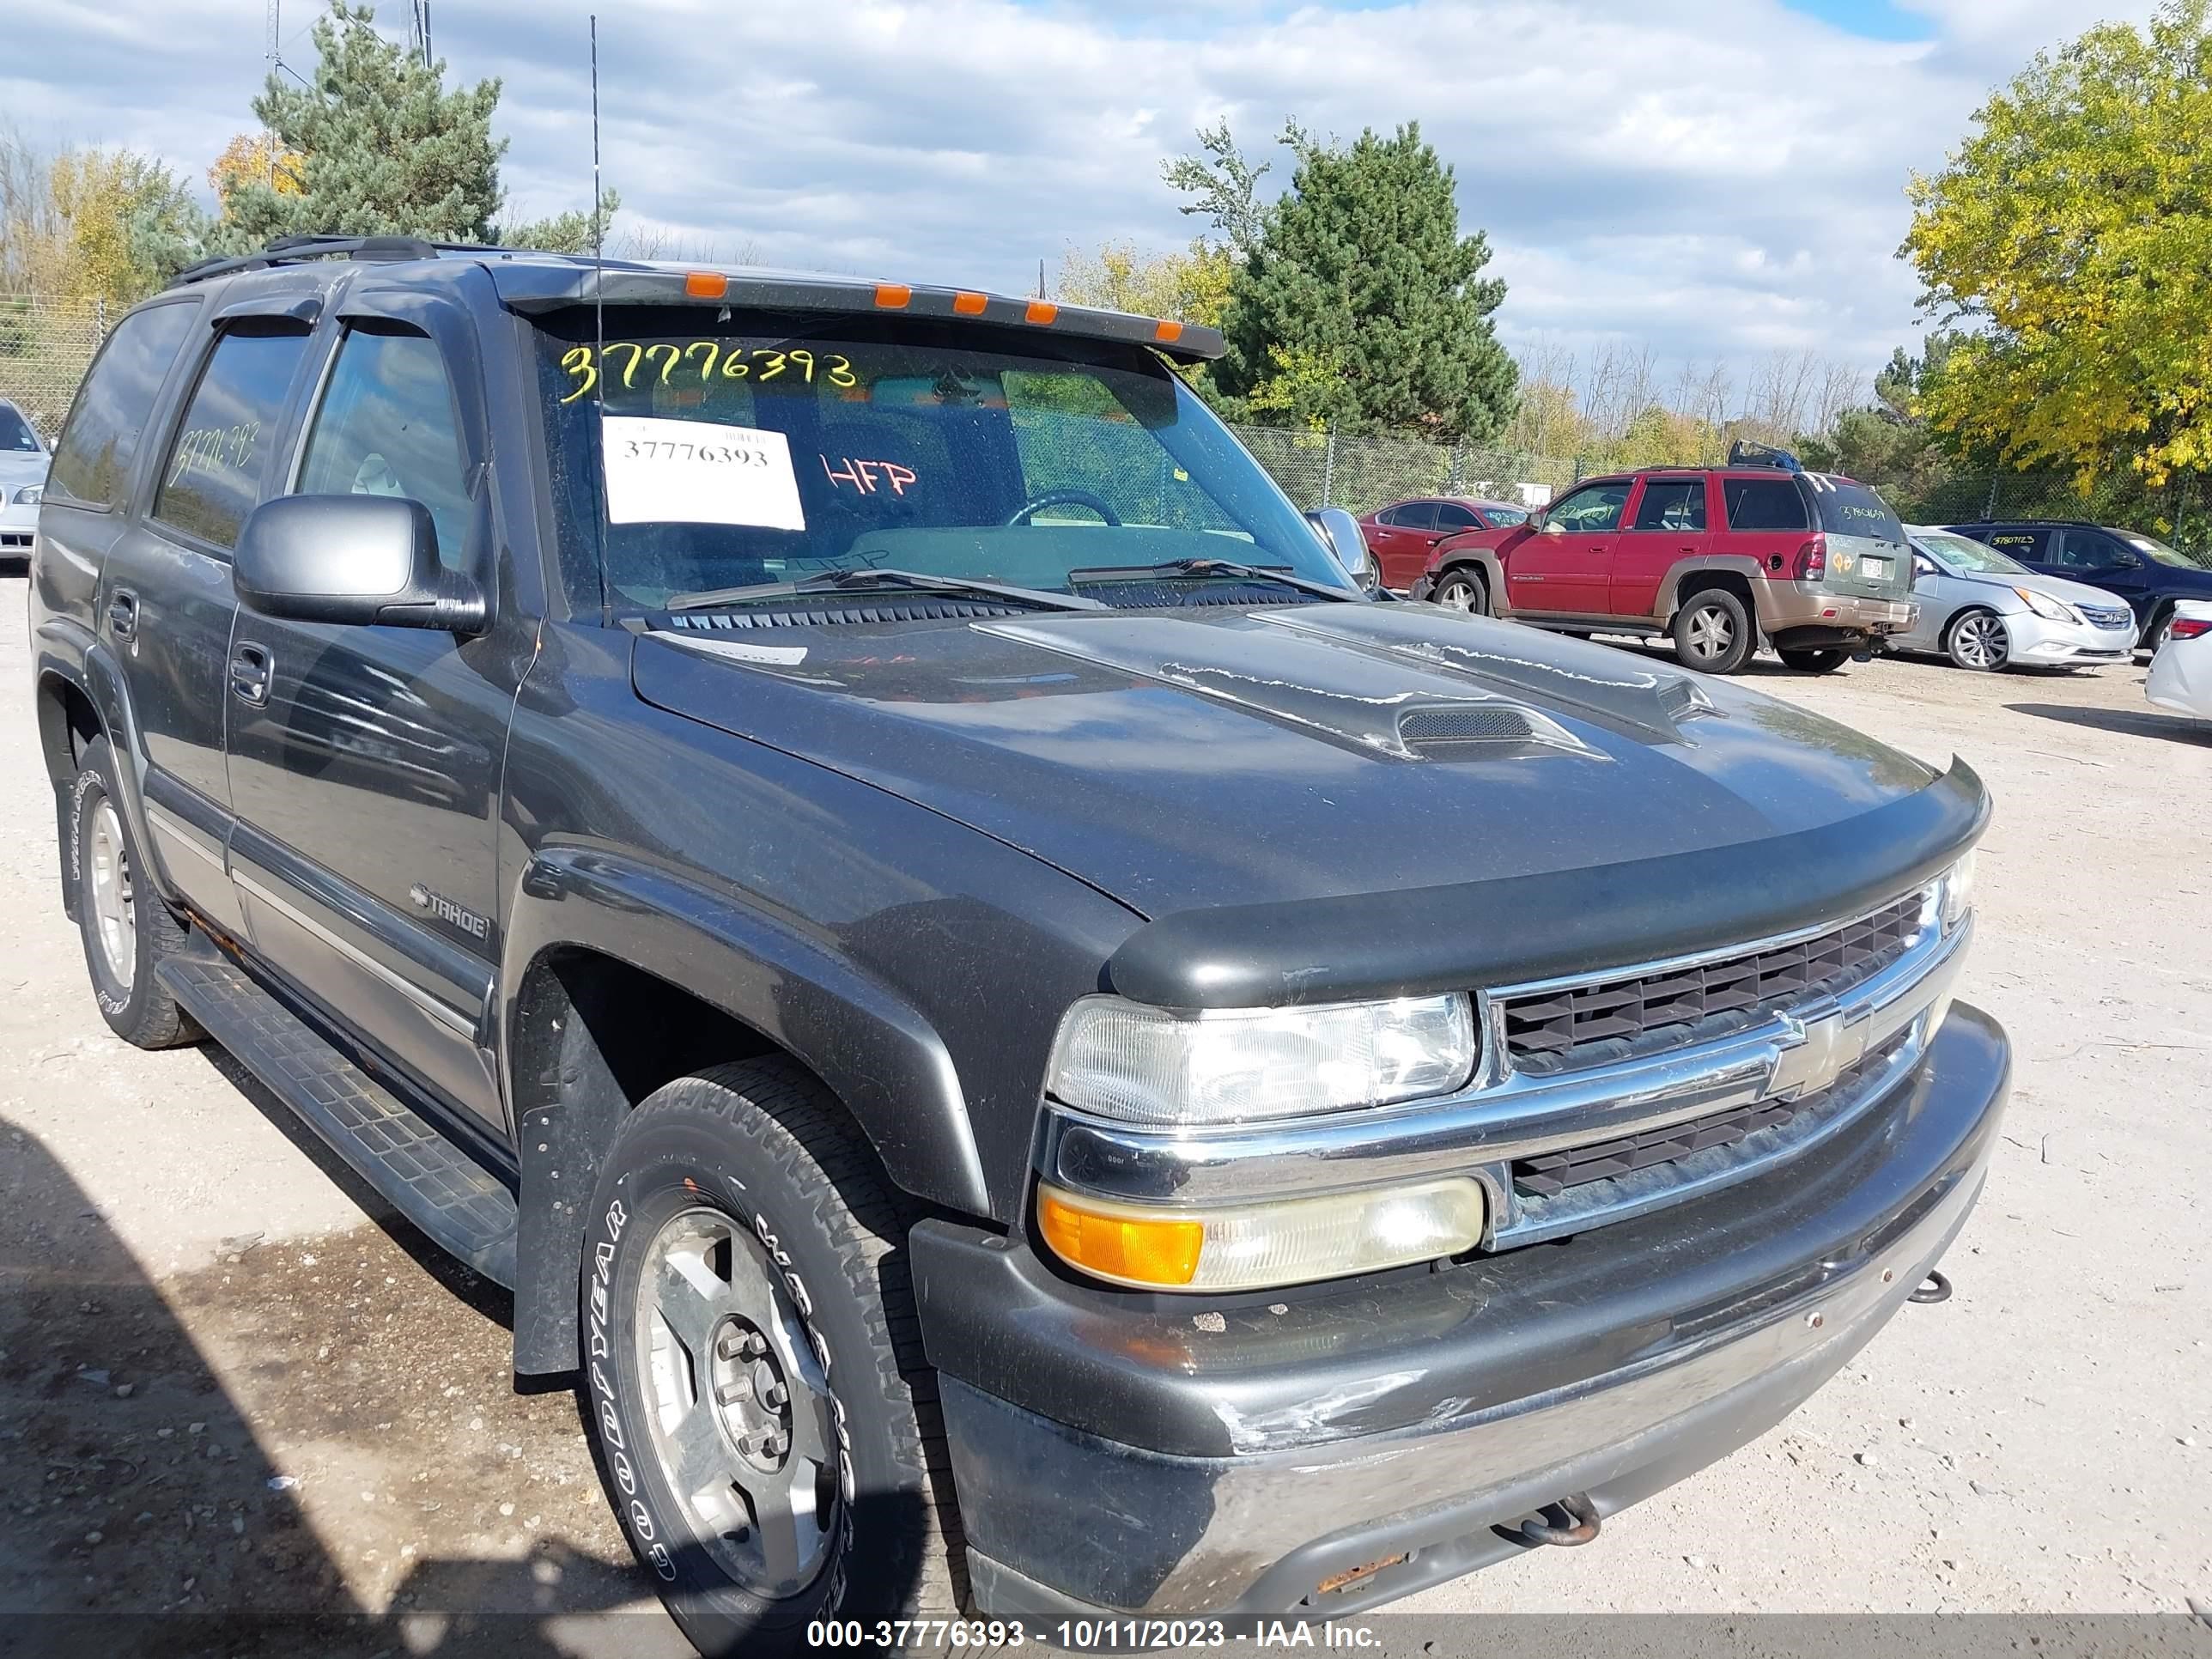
[[229, 643, 271, 707]]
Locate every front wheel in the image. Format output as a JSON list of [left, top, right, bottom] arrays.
[[1671, 589, 1754, 674], [580, 1060, 964, 1658], [1430, 567, 1487, 613], [1944, 608, 2008, 672], [1777, 647, 1851, 675], [70, 737, 198, 1049]]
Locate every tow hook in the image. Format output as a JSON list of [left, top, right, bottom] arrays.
[[1909, 1269, 1953, 1304], [1517, 1492, 1601, 1548]]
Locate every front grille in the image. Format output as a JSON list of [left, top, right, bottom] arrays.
[[2078, 605, 2134, 630], [1499, 890, 1927, 1076], [1510, 1030, 1912, 1200]]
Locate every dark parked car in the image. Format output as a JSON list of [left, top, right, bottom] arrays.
[[33, 234, 2003, 1654], [1941, 520, 2212, 650], [1359, 495, 1528, 589]]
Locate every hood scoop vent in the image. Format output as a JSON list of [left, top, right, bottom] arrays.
[[1396, 702, 1592, 759]]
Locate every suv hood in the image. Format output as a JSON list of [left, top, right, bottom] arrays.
[[633, 604, 1942, 918]]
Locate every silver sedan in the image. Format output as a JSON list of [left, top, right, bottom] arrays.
[[1892, 526, 2138, 672]]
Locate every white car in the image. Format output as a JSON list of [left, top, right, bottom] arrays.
[[2145, 599, 2212, 722], [0, 398, 49, 558]]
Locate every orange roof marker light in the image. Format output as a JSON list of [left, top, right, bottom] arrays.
[[873, 283, 912, 309], [952, 290, 989, 315], [684, 270, 728, 300], [1153, 319, 1184, 345], [1024, 299, 1059, 325]]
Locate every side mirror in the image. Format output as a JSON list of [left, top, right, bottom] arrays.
[[1306, 506, 1379, 593], [235, 495, 487, 632]]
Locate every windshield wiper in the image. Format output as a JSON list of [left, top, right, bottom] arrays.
[[1066, 557, 1361, 603], [665, 568, 1108, 614]]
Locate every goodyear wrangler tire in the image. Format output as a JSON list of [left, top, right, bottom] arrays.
[[70, 737, 197, 1050], [580, 1059, 963, 1657]]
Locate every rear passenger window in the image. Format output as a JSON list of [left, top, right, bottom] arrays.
[[1395, 501, 1440, 531], [1434, 503, 1480, 531], [1722, 478, 1808, 532], [1632, 480, 1705, 532], [297, 327, 474, 570], [150, 327, 311, 550], [46, 301, 198, 509]]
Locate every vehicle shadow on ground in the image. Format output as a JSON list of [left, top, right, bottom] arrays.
[[0, 1115, 675, 1658], [2004, 701, 2212, 746]]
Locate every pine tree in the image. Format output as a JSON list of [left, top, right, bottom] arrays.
[[1217, 123, 1516, 441], [216, 1, 507, 251]]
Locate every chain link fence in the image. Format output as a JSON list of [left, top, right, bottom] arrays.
[[1877, 470, 2208, 546], [0, 296, 109, 440], [1229, 423, 1575, 515]]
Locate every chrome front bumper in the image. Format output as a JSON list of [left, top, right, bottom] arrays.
[[1042, 894, 1971, 1249], [937, 1002, 2008, 1618]]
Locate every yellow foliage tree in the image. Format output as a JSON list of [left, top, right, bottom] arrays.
[[209, 132, 306, 209], [1903, 0, 2212, 485], [1054, 238, 1232, 327]]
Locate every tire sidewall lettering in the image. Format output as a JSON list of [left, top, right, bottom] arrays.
[[586, 1153, 855, 1608]]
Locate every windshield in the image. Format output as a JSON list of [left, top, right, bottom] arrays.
[[0, 406, 40, 453], [2118, 530, 2211, 570], [533, 310, 1351, 611], [1913, 531, 2026, 574]]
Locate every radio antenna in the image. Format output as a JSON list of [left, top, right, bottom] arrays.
[[589, 14, 609, 611], [590, 13, 605, 416]]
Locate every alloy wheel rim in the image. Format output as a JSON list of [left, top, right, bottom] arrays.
[[1956, 614, 2004, 668], [1686, 605, 1734, 661], [634, 1206, 840, 1598], [88, 799, 136, 989], [1437, 579, 1477, 612]]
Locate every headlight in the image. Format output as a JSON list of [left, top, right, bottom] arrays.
[[1047, 993, 1478, 1126], [1940, 849, 1976, 928], [11, 485, 40, 506], [1036, 1177, 1487, 1291], [2014, 586, 2076, 623]]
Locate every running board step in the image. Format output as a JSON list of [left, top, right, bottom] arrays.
[[157, 952, 518, 1286]]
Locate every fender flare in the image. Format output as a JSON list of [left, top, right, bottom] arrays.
[[502, 847, 991, 1374], [1659, 556, 1771, 629], [1431, 547, 1508, 614], [33, 620, 170, 914]]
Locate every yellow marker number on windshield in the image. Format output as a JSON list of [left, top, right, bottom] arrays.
[[561, 342, 854, 402]]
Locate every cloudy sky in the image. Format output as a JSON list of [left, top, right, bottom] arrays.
[[10, 0, 2155, 385]]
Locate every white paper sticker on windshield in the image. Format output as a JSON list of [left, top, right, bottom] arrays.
[[601, 416, 805, 531]]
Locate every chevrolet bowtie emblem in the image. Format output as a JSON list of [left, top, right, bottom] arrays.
[[1769, 1006, 1871, 1099]]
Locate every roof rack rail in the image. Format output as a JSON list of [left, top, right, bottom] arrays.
[[167, 234, 481, 289]]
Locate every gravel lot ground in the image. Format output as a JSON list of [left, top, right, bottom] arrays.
[[1, 568, 2207, 1655]]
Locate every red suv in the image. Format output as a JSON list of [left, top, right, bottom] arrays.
[[1358, 495, 1530, 590], [1409, 447, 1916, 674]]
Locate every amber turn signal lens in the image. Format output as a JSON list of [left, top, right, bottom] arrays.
[[684, 270, 728, 299], [1036, 1189, 1202, 1288]]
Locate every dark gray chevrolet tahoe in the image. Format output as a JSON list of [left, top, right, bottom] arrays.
[[31, 235, 2005, 1654]]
